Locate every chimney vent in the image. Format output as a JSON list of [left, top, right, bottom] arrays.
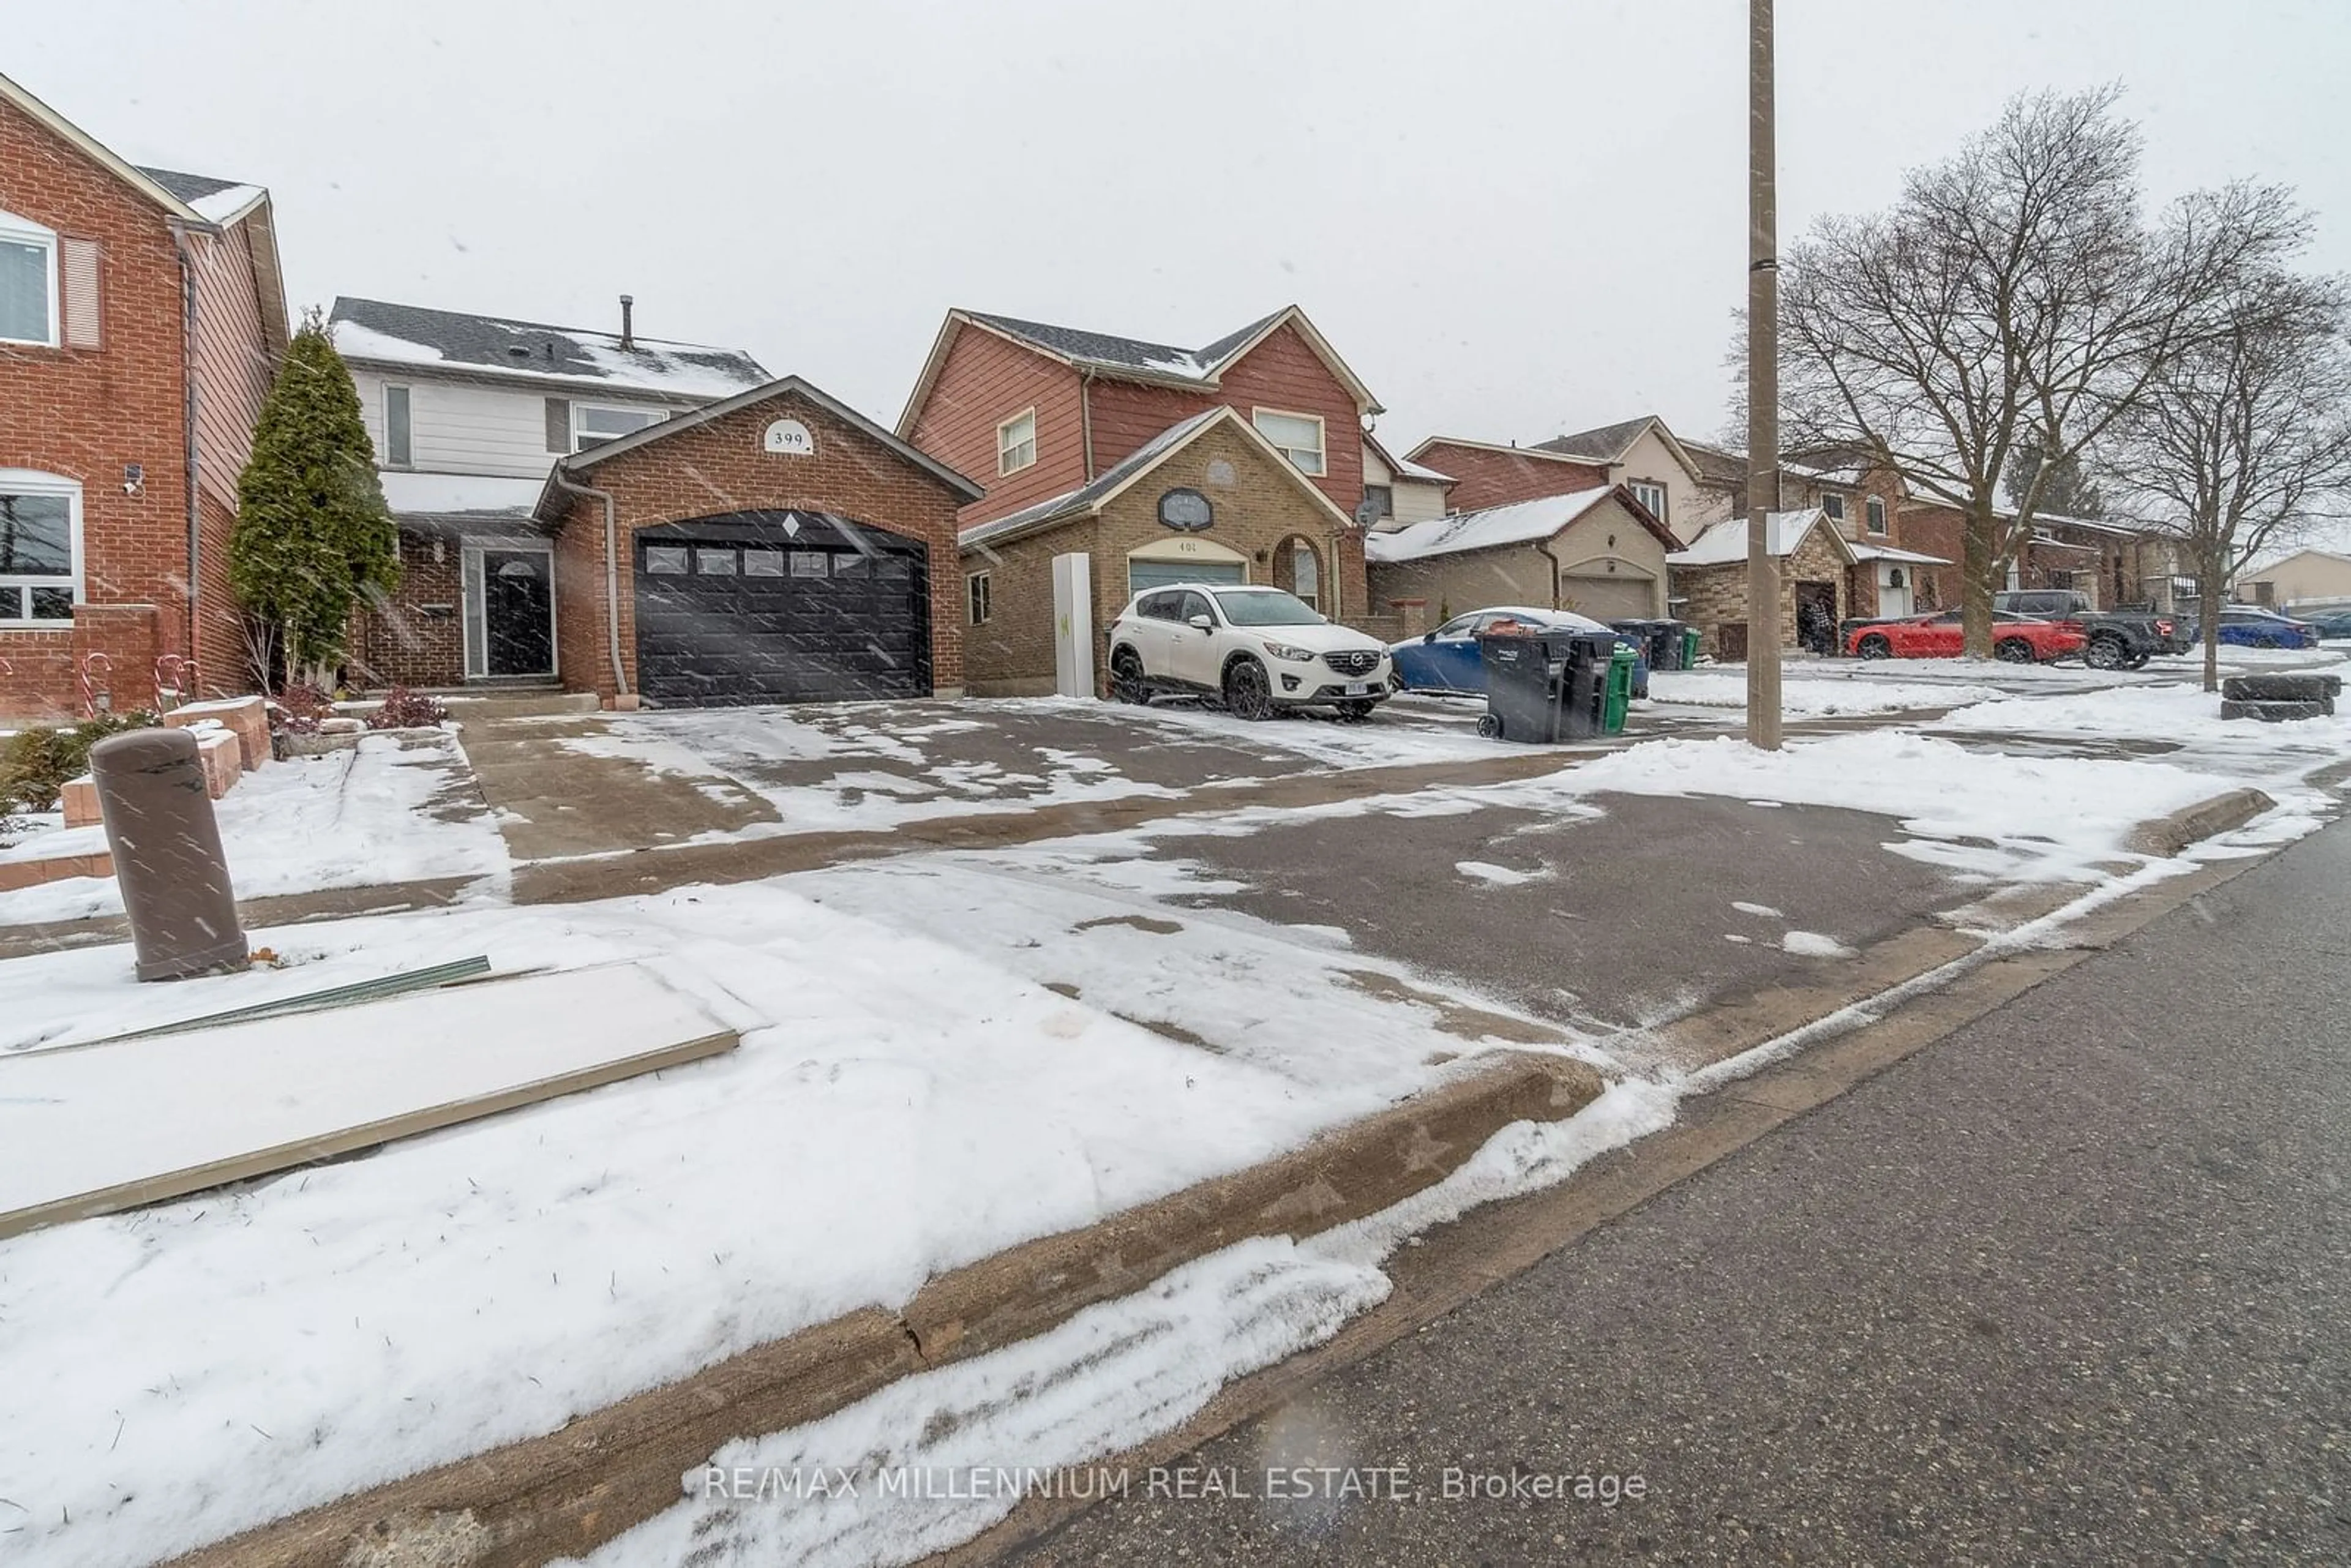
[[619, 294, 636, 351]]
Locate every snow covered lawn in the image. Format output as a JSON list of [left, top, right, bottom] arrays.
[[0, 857, 1592, 1567], [0, 729, 509, 925], [1648, 667, 2004, 715]]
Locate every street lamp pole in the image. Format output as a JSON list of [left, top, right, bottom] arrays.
[[1746, 0, 1785, 749]]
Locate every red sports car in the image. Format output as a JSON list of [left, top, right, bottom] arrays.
[[1845, 610, 2086, 664]]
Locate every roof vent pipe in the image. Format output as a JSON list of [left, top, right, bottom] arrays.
[[618, 294, 635, 350]]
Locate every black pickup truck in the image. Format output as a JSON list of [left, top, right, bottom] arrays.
[[1993, 590, 2187, 669]]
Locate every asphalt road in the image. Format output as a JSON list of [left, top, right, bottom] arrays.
[[1010, 814, 2351, 1565]]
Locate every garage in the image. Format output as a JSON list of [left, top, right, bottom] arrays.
[[531, 375, 982, 708], [1561, 571, 1660, 623], [634, 511, 929, 707]]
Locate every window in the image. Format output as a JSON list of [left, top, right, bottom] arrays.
[[643, 545, 689, 574], [1252, 410, 1326, 476], [789, 550, 830, 577], [1821, 493, 1847, 522], [1177, 591, 1217, 625], [743, 547, 784, 577], [384, 384, 413, 467], [1864, 495, 1888, 535], [1139, 591, 1184, 621], [1361, 484, 1393, 520], [1629, 481, 1668, 524], [696, 547, 737, 575], [1291, 541, 1320, 612], [967, 571, 991, 625], [997, 409, 1037, 475], [573, 405, 665, 452], [0, 209, 59, 347], [0, 472, 80, 623]]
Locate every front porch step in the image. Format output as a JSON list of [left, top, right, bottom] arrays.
[[439, 690, 603, 719]]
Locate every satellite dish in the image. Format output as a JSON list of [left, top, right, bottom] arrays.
[[1352, 495, 1384, 528]]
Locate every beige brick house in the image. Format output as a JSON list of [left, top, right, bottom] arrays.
[[958, 407, 1357, 696], [1365, 486, 1674, 627], [1669, 509, 1923, 659]]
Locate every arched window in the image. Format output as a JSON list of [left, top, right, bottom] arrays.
[[0, 470, 81, 625]]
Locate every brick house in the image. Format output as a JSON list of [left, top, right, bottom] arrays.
[[1401, 437, 1610, 514], [957, 407, 1357, 696], [1897, 500, 2164, 612], [1366, 486, 1676, 626], [900, 304, 1388, 627], [1668, 509, 1902, 659], [331, 296, 773, 689], [1682, 446, 1951, 628], [527, 377, 981, 706], [0, 72, 287, 718]]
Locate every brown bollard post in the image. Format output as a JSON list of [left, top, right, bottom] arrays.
[[88, 727, 249, 981]]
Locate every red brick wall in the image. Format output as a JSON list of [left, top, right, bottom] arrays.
[[1408, 441, 1608, 512], [358, 530, 465, 688], [1895, 501, 1966, 612], [906, 324, 1084, 528], [556, 387, 970, 702], [0, 94, 279, 716]]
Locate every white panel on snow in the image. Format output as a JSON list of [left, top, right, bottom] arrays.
[[0, 964, 737, 1240], [1052, 551, 1095, 699]]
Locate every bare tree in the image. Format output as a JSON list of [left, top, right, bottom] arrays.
[[1772, 86, 2306, 655], [2102, 269, 2351, 690]]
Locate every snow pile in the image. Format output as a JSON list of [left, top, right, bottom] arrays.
[[1649, 668, 2003, 715], [578, 1081, 1676, 1568], [0, 730, 509, 925], [0, 852, 1567, 1567]]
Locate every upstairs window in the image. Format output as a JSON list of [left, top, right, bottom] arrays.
[[1865, 495, 1888, 535], [1821, 493, 1847, 522], [1629, 481, 1668, 523], [0, 209, 59, 347], [1361, 484, 1393, 520], [384, 384, 413, 467], [0, 472, 80, 625], [997, 409, 1037, 475], [1253, 410, 1326, 476], [574, 405, 665, 452]]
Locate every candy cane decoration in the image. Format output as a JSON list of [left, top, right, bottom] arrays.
[[78, 651, 112, 718], [154, 653, 199, 712]]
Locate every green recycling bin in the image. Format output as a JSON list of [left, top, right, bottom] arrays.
[[1680, 625, 1703, 667], [1603, 645, 1638, 735]]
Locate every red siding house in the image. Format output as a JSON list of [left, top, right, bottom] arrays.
[[0, 72, 287, 718], [899, 305, 1386, 624], [1403, 437, 1611, 516]]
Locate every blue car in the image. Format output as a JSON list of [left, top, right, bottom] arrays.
[[2183, 606, 2321, 650], [1389, 606, 1615, 694]]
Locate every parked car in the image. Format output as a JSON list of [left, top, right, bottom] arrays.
[[2181, 606, 2322, 650], [1106, 583, 1393, 720], [2300, 609, 2351, 640], [1845, 609, 2087, 663], [1389, 606, 1612, 694], [1992, 589, 2185, 668]]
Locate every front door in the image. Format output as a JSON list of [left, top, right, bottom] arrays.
[[482, 550, 554, 676]]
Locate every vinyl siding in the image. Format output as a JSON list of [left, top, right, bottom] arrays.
[[904, 325, 1087, 527], [348, 369, 680, 478]]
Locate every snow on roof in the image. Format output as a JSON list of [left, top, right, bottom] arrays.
[[1667, 509, 1829, 566], [1392, 455, 1455, 484], [328, 298, 769, 401], [379, 471, 547, 520], [1363, 487, 1619, 565], [1848, 542, 1950, 566]]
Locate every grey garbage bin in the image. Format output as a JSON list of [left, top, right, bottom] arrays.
[[89, 727, 248, 981]]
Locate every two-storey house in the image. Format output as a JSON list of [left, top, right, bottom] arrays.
[[0, 72, 287, 717], [330, 296, 771, 688], [898, 305, 1394, 694]]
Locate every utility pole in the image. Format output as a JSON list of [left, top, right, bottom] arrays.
[[1745, 0, 1784, 749]]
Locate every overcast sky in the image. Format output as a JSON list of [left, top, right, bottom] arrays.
[[17, 0, 2350, 455]]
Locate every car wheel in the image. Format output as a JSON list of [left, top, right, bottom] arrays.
[[1476, 713, 1504, 740], [1110, 647, 1149, 704], [1223, 658, 1277, 721], [1335, 699, 1378, 722], [1995, 637, 2036, 663], [2083, 634, 2129, 670], [1856, 635, 1892, 660]]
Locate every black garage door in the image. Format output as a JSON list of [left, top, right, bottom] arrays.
[[634, 510, 931, 707]]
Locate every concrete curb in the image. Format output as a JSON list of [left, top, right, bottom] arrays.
[[2125, 786, 2277, 859], [168, 1052, 1603, 1568]]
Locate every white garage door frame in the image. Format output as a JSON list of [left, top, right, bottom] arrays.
[[1126, 536, 1250, 598]]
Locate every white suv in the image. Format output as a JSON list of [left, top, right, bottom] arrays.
[[1106, 583, 1394, 721]]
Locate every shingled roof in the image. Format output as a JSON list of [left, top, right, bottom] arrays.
[[1531, 416, 1660, 465], [328, 297, 770, 402]]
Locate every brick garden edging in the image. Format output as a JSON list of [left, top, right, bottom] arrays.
[[168, 1052, 1603, 1568]]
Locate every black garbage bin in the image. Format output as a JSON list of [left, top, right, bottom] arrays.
[[1477, 628, 1613, 742], [1613, 618, 1682, 672]]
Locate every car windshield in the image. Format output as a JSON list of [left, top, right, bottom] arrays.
[[1214, 590, 1325, 626]]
